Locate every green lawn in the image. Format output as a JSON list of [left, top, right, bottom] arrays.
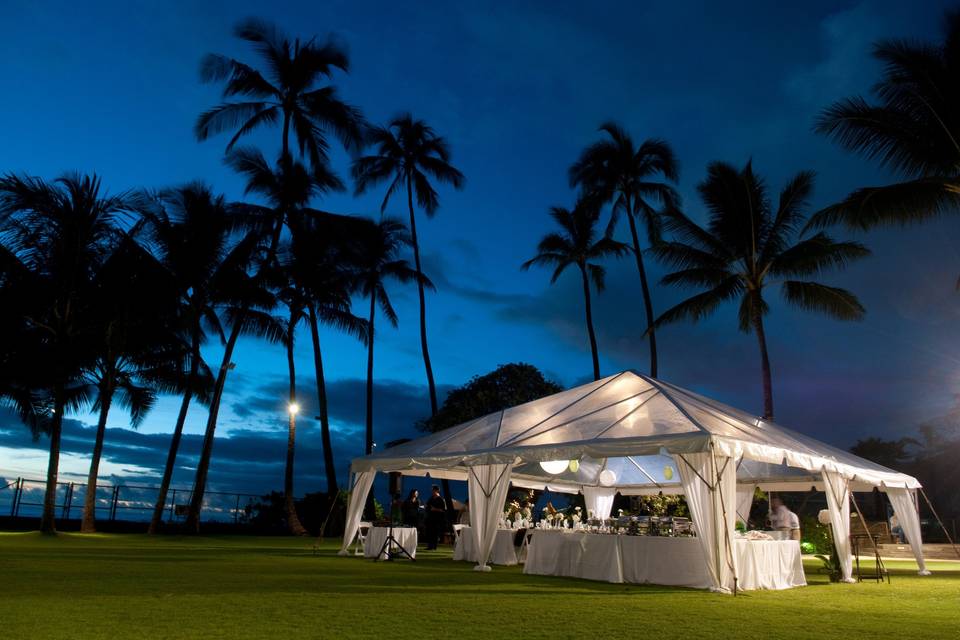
[[1, 533, 958, 639]]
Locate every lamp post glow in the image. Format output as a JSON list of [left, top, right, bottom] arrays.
[[288, 403, 300, 415]]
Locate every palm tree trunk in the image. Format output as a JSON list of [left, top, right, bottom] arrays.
[[284, 314, 307, 536], [149, 331, 201, 534], [580, 265, 601, 381], [365, 292, 376, 455], [39, 392, 65, 534], [281, 112, 291, 161], [185, 318, 243, 532], [308, 306, 338, 496], [81, 383, 114, 533], [625, 207, 658, 378], [752, 305, 774, 419], [406, 176, 439, 416]]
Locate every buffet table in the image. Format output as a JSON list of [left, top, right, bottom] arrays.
[[453, 526, 520, 565], [363, 526, 418, 560], [523, 531, 805, 590]]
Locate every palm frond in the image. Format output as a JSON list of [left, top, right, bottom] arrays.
[[781, 281, 866, 321]]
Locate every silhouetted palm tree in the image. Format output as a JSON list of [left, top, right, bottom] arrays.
[[141, 184, 236, 534], [279, 291, 309, 536], [653, 162, 869, 418], [569, 122, 679, 378], [196, 17, 364, 172], [0, 173, 133, 533], [286, 213, 368, 496], [79, 235, 185, 533], [352, 218, 424, 454], [352, 115, 464, 417], [184, 151, 326, 531], [522, 198, 629, 380], [811, 12, 960, 231]]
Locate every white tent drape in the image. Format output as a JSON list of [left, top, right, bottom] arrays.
[[736, 484, 756, 526], [821, 470, 854, 582], [467, 462, 514, 571], [674, 450, 738, 592], [338, 470, 377, 556], [886, 487, 930, 575], [583, 486, 617, 520]]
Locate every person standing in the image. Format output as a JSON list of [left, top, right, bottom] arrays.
[[425, 485, 446, 550], [768, 496, 801, 541], [401, 489, 421, 529]]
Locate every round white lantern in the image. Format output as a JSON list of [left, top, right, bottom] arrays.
[[539, 459, 568, 475], [568, 460, 580, 473], [598, 469, 617, 487]]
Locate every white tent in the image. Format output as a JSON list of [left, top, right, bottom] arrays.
[[339, 371, 929, 590]]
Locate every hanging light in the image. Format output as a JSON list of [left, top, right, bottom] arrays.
[[288, 403, 300, 415], [664, 466, 674, 481], [539, 459, 568, 475], [598, 469, 617, 487], [568, 460, 580, 473]]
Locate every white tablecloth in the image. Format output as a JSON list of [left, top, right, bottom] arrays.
[[453, 526, 519, 565], [363, 526, 417, 560], [734, 539, 806, 590], [524, 532, 805, 590]]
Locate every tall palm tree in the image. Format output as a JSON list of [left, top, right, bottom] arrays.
[[279, 292, 309, 536], [184, 151, 326, 531], [140, 184, 232, 534], [196, 17, 364, 172], [352, 217, 424, 454], [286, 213, 368, 496], [79, 236, 184, 533], [811, 12, 960, 231], [522, 199, 630, 380], [0, 173, 132, 533], [569, 122, 680, 377], [653, 161, 870, 418], [352, 114, 465, 417]]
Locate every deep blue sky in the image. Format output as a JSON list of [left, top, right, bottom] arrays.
[[3, 1, 960, 502]]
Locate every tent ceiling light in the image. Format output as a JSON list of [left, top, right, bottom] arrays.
[[598, 469, 617, 486], [568, 460, 580, 473], [664, 466, 674, 480], [539, 459, 569, 475]]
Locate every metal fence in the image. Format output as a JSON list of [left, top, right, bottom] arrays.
[[0, 477, 261, 525]]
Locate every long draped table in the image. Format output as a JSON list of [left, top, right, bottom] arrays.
[[453, 526, 520, 565], [523, 531, 805, 590], [363, 526, 418, 560]]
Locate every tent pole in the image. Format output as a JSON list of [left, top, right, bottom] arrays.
[[918, 488, 960, 560]]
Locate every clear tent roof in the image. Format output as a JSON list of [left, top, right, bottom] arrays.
[[353, 371, 919, 490]]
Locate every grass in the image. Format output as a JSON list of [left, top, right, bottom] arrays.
[[1, 533, 958, 639]]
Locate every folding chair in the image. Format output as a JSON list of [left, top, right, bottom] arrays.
[[354, 521, 372, 556]]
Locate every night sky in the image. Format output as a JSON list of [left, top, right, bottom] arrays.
[[2, 1, 959, 502]]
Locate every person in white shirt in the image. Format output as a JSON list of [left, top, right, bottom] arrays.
[[768, 496, 801, 541]]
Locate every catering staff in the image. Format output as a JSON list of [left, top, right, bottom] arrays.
[[768, 496, 801, 541], [425, 485, 446, 550]]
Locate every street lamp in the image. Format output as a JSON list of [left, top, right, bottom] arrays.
[[288, 402, 300, 415]]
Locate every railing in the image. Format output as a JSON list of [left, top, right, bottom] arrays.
[[0, 477, 260, 525]]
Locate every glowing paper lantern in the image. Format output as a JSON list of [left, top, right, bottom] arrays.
[[539, 459, 568, 475], [568, 460, 580, 473], [598, 469, 617, 487], [664, 466, 674, 480]]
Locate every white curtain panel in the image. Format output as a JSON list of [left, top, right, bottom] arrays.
[[821, 470, 855, 582], [583, 486, 617, 520], [735, 484, 756, 526], [673, 450, 738, 593], [886, 487, 930, 575], [338, 470, 377, 556], [467, 462, 514, 571]]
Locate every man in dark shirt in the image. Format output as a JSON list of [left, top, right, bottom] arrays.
[[425, 485, 446, 550]]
